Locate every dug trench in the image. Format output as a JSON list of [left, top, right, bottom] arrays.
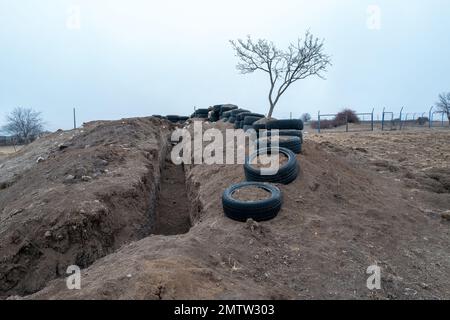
[[0, 117, 196, 298], [151, 147, 191, 236]]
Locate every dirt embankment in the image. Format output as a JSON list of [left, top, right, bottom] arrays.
[[24, 121, 449, 300], [0, 117, 172, 297]]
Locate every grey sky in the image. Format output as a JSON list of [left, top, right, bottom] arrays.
[[1, 0, 450, 131]]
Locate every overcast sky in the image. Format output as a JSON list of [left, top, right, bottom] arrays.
[[1, 0, 450, 131]]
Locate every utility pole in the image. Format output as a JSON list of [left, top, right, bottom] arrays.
[[73, 108, 76, 129]]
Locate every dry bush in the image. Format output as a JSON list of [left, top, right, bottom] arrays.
[[335, 109, 360, 125]]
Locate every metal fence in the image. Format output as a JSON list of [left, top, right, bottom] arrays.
[[316, 110, 374, 133], [314, 107, 449, 133]]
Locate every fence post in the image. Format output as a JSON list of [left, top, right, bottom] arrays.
[[399, 107, 404, 130], [318, 111, 321, 133], [429, 106, 433, 128], [73, 108, 76, 129], [381, 107, 385, 131], [371, 108, 374, 131], [442, 112, 445, 127]]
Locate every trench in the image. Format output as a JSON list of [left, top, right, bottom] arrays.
[[151, 145, 192, 235]]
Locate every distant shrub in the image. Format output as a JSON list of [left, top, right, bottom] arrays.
[[416, 117, 429, 125], [335, 109, 360, 125], [301, 113, 312, 123]]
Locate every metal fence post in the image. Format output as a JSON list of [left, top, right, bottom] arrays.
[[381, 107, 385, 131], [371, 108, 374, 131], [318, 111, 321, 133], [429, 106, 433, 128], [399, 107, 404, 130]]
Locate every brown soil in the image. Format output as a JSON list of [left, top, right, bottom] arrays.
[[0, 117, 172, 297], [232, 186, 271, 201], [252, 153, 289, 169], [2, 121, 449, 300]]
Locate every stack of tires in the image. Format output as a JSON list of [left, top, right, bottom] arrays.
[[228, 109, 249, 124], [258, 119, 304, 154], [221, 110, 233, 122], [191, 108, 209, 119], [222, 119, 302, 223], [219, 105, 238, 120]]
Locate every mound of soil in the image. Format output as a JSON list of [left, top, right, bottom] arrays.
[[22, 122, 449, 300], [0, 117, 172, 297]]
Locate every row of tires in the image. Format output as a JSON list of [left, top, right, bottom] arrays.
[[154, 104, 241, 123], [222, 118, 304, 222]]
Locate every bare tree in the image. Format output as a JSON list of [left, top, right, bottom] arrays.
[[230, 32, 331, 118], [436, 92, 450, 124], [2, 107, 45, 143], [301, 113, 312, 123]]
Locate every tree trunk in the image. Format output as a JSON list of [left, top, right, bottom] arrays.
[[267, 102, 275, 118]]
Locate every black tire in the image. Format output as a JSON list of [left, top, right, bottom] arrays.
[[220, 105, 238, 114], [222, 182, 282, 222], [253, 122, 267, 130], [243, 125, 254, 132], [266, 119, 304, 130], [257, 136, 302, 154], [229, 117, 236, 124], [244, 147, 299, 184], [268, 129, 303, 143], [195, 108, 209, 114], [242, 113, 265, 118], [231, 109, 250, 116], [236, 112, 252, 121], [244, 116, 263, 125], [178, 116, 189, 122], [166, 115, 179, 123]]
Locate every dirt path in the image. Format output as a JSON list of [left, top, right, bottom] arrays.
[[152, 151, 191, 235]]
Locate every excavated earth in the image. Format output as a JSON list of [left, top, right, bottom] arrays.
[[0, 117, 172, 297], [0, 119, 449, 300]]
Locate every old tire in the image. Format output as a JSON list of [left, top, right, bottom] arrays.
[[258, 136, 302, 154], [266, 119, 304, 131], [244, 147, 299, 184], [222, 182, 282, 222], [244, 116, 263, 125]]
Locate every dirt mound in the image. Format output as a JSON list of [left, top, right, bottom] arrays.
[[0, 117, 172, 297], [24, 122, 449, 300]]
